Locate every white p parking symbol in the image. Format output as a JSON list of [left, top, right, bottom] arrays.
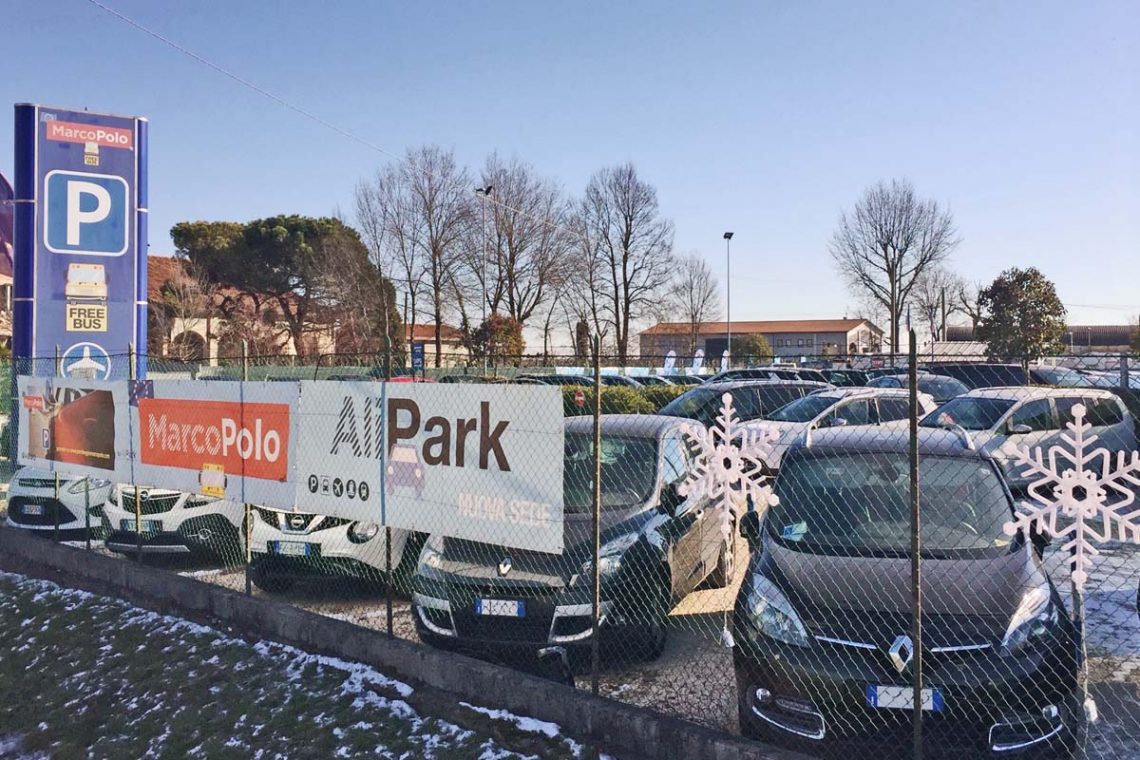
[[44, 170, 129, 256], [66, 181, 112, 246]]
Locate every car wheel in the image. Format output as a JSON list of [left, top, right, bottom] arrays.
[[706, 537, 735, 589], [250, 565, 295, 594]]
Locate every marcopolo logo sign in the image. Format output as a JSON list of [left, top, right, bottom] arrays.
[[138, 397, 291, 482], [44, 120, 134, 149]]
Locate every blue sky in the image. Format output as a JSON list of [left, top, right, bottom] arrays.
[[4, 0, 1137, 329]]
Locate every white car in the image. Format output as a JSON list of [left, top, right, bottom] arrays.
[[920, 387, 1137, 492], [102, 485, 244, 559], [245, 505, 426, 593], [749, 387, 938, 471], [5, 466, 112, 540]]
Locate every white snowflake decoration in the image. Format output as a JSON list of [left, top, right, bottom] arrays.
[[678, 392, 780, 546], [1001, 403, 1140, 589]]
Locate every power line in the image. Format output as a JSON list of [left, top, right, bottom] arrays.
[[84, 0, 582, 241]]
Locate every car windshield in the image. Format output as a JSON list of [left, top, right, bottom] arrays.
[[769, 453, 1013, 557], [659, 387, 721, 423], [920, 396, 1015, 431], [767, 394, 837, 423], [563, 433, 658, 513]]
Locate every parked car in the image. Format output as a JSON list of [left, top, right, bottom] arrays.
[[412, 414, 732, 661], [635, 375, 674, 387], [821, 369, 869, 387], [755, 388, 937, 471], [920, 387, 1136, 494], [661, 374, 705, 386], [927, 363, 1040, 389], [102, 486, 244, 559], [597, 374, 643, 388], [5, 466, 111, 540], [658, 380, 833, 427], [245, 506, 427, 593], [709, 367, 828, 384], [866, 372, 969, 404], [733, 427, 1078, 756], [515, 374, 596, 387]]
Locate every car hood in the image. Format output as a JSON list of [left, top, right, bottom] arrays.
[[761, 536, 1046, 646], [434, 505, 660, 583]]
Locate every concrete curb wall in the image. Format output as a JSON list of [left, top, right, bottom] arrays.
[[0, 530, 806, 760]]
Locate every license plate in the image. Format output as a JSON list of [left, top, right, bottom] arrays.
[[475, 599, 525, 617], [120, 519, 162, 533], [272, 541, 311, 557], [866, 685, 943, 711], [23, 503, 44, 516]]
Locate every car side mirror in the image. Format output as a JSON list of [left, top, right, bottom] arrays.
[[740, 510, 763, 546], [1009, 423, 1033, 435], [660, 482, 684, 514]]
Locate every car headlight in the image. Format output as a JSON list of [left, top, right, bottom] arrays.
[[579, 533, 639, 580], [67, 478, 112, 494], [744, 574, 810, 647], [418, 534, 446, 571], [1000, 586, 1059, 656], [349, 521, 380, 543]]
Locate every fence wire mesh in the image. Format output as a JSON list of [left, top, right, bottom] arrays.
[[2, 347, 1139, 759]]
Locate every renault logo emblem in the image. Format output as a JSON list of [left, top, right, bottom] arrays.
[[889, 634, 914, 674], [498, 557, 512, 577]]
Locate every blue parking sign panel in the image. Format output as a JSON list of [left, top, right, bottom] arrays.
[[13, 105, 148, 381]]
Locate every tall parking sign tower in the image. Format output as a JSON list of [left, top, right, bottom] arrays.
[[13, 104, 148, 381]]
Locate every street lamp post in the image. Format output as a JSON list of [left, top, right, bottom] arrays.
[[723, 232, 734, 365], [475, 185, 494, 373]]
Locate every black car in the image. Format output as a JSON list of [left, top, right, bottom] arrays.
[[927, 363, 1044, 390], [515, 374, 596, 387], [710, 367, 829, 384], [658, 380, 833, 426], [822, 369, 870, 387], [412, 415, 731, 661], [661, 374, 705, 386], [733, 427, 1078, 757]]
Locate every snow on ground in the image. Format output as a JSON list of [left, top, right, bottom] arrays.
[[0, 571, 604, 760]]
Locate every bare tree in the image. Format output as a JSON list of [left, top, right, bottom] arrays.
[[473, 155, 575, 327], [574, 163, 675, 363], [912, 266, 964, 341], [958, 281, 985, 331], [150, 258, 216, 361], [830, 179, 958, 355], [667, 253, 721, 354]]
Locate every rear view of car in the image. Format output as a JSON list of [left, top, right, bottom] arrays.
[[5, 466, 110, 540], [103, 486, 243, 559]]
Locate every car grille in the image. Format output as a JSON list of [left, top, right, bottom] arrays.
[[17, 477, 63, 489], [121, 492, 181, 515], [805, 608, 1001, 654], [7, 497, 76, 526]]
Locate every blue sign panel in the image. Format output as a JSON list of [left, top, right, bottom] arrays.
[[13, 105, 148, 381], [411, 341, 425, 370]]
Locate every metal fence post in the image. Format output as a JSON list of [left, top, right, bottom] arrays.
[[591, 334, 602, 696], [84, 477, 91, 552], [909, 328, 924, 760], [242, 340, 253, 596], [53, 470, 60, 542], [383, 335, 394, 639], [129, 343, 142, 563], [1121, 352, 1130, 389]]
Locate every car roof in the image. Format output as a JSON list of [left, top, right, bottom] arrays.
[[694, 379, 833, 391], [960, 386, 1120, 401], [879, 372, 960, 382], [788, 426, 994, 460], [564, 414, 686, 439], [812, 386, 915, 399]]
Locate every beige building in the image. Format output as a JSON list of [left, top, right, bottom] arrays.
[[639, 318, 884, 361]]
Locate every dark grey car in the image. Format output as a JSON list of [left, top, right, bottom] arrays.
[[412, 414, 730, 661]]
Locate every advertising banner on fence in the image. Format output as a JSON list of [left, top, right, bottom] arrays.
[[16, 375, 133, 481], [295, 381, 565, 553], [131, 380, 299, 510]]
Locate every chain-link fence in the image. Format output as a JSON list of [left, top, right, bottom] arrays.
[[3, 344, 1139, 759]]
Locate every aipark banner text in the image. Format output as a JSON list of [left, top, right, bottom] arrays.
[[15, 377, 565, 552]]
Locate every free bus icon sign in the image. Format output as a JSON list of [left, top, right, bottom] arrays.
[[43, 170, 129, 256]]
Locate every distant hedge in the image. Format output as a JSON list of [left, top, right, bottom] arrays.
[[560, 385, 684, 416]]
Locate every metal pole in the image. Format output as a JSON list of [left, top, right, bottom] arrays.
[[55, 345, 62, 377], [128, 343, 142, 563], [242, 340, 252, 595], [481, 190, 487, 374], [591, 335, 602, 696], [383, 334, 394, 638], [909, 328, 923, 760], [53, 471, 60, 542], [84, 478, 91, 551], [725, 236, 732, 365]]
